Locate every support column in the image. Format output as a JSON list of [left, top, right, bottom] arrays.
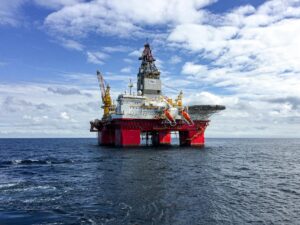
[[115, 128, 140, 147], [159, 131, 171, 145], [98, 127, 115, 146], [152, 131, 159, 146], [152, 131, 171, 146], [179, 129, 205, 147]]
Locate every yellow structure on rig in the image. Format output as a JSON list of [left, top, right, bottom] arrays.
[[103, 85, 112, 118], [97, 71, 113, 119], [175, 91, 183, 107]]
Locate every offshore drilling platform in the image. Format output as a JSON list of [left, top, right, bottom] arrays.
[[90, 43, 225, 147]]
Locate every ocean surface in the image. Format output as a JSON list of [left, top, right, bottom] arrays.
[[0, 138, 299, 225]]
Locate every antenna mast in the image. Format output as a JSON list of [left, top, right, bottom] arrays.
[[128, 79, 133, 95]]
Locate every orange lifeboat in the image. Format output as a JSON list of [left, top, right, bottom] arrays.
[[164, 109, 176, 125], [181, 109, 193, 125]]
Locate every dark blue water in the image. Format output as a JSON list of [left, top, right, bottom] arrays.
[[0, 138, 299, 225]]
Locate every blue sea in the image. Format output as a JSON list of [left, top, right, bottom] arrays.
[[0, 138, 299, 225]]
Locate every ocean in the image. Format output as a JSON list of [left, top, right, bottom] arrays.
[[0, 138, 299, 225]]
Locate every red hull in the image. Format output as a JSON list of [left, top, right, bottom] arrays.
[[92, 119, 209, 147]]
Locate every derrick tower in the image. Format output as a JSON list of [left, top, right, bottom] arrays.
[[137, 43, 161, 98]]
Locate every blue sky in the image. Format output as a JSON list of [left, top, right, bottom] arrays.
[[1, 0, 300, 138]]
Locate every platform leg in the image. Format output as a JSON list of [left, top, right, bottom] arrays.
[[98, 128, 115, 146], [98, 131, 102, 145], [152, 131, 171, 146], [146, 132, 149, 146], [151, 132, 159, 146], [159, 131, 171, 145], [115, 129, 140, 147], [179, 130, 205, 147]]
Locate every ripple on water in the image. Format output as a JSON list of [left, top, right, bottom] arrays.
[[0, 159, 75, 166], [0, 138, 299, 225]]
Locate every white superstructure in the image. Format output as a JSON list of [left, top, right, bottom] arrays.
[[111, 94, 180, 120]]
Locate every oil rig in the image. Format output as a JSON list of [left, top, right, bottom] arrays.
[[90, 43, 225, 147]]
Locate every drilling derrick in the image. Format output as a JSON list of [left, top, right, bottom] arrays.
[[137, 43, 161, 97], [90, 43, 225, 147]]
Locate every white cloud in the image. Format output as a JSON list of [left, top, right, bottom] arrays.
[[184, 91, 238, 106], [182, 62, 208, 77], [0, 0, 25, 26], [120, 66, 132, 73], [60, 111, 70, 120], [129, 49, 143, 57], [170, 1, 300, 100], [47, 87, 91, 96], [155, 58, 164, 69], [44, 0, 216, 37], [34, 0, 84, 9], [168, 24, 238, 57], [164, 1, 300, 138], [0, 82, 100, 137], [123, 58, 134, 63], [169, 55, 182, 64], [86, 51, 108, 64], [44, 1, 140, 38], [61, 72, 98, 85], [23, 114, 49, 125], [59, 38, 84, 51], [2, 0, 300, 137], [103, 45, 130, 53]]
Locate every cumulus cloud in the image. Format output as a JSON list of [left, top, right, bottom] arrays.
[[168, 24, 238, 57], [2, 0, 300, 137], [44, 0, 216, 37], [60, 111, 70, 120], [173, 0, 300, 105], [169, 0, 300, 138], [2, 96, 51, 113], [182, 62, 208, 77], [0, 83, 100, 137], [266, 97, 300, 110]]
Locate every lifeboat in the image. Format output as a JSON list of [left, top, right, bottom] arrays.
[[181, 109, 193, 125], [164, 109, 176, 126]]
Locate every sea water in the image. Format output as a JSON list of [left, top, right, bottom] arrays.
[[0, 138, 299, 224]]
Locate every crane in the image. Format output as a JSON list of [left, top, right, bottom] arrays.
[[96, 70, 112, 119], [97, 70, 106, 102]]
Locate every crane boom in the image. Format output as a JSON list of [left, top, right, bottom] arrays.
[[96, 70, 105, 102]]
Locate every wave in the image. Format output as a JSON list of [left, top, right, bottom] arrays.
[[0, 183, 20, 190], [20, 185, 57, 192], [0, 159, 74, 166], [279, 188, 300, 196]]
